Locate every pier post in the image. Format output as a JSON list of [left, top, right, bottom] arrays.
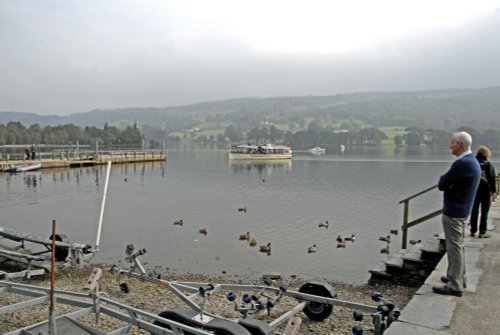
[[401, 200, 409, 249]]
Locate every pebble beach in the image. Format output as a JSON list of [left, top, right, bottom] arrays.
[[0, 265, 418, 335]]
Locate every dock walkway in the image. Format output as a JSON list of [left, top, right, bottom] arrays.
[[0, 150, 166, 170], [385, 199, 500, 334]]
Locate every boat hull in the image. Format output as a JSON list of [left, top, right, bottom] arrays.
[[3, 162, 42, 173], [308, 147, 326, 154], [228, 152, 292, 160], [229, 144, 292, 160]]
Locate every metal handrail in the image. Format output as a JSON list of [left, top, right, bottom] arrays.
[[400, 174, 500, 249], [1, 149, 165, 162], [399, 184, 442, 249]]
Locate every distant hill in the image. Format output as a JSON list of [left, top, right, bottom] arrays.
[[1, 87, 500, 131]]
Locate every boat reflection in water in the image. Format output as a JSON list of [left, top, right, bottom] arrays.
[[228, 159, 292, 177]]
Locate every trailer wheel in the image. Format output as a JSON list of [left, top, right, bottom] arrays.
[[153, 310, 246, 335], [153, 311, 173, 332], [299, 281, 336, 321], [49, 233, 70, 262]]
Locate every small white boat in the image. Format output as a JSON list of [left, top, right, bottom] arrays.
[[308, 147, 326, 155], [229, 144, 292, 160], [3, 161, 42, 173]]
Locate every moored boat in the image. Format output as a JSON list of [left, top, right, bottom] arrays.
[[3, 161, 42, 173], [308, 147, 326, 154], [228, 144, 292, 160]]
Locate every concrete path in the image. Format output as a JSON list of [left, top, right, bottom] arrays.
[[385, 199, 500, 335]]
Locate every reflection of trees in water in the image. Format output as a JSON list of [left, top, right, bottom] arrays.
[[23, 162, 167, 188]]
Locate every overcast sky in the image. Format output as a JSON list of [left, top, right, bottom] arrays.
[[1, 1, 500, 116]]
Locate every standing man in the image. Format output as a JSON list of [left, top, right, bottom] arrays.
[[30, 144, 36, 160], [433, 132, 481, 297]]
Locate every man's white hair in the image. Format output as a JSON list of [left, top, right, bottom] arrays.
[[452, 131, 472, 148]]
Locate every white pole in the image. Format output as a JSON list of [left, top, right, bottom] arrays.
[[95, 161, 111, 252]]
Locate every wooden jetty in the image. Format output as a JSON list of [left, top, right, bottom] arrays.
[[0, 149, 166, 171]]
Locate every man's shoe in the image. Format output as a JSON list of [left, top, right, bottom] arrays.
[[432, 285, 463, 297], [440, 276, 466, 288], [478, 233, 491, 238]]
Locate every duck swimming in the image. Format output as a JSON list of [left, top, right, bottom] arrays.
[[173, 219, 184, 226], [390, 229, 398, 236], [379, 235, 391, 243], [198, 228, 208, 235], [337, 241, 346, 248], [239, 232, 251, 240], [380, 245, 390, 254], [308, 244, 317, 253], [238, 207, 247, 213], [249, 237, 257, 247], [344, 234, 356, 242], [318, 221, 329, 228], [259, 242, 271, 253]]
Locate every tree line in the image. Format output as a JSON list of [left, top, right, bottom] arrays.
[[218, 124, 500, 150], [1, 121, 499, 151], [0, 121, 143, 147]]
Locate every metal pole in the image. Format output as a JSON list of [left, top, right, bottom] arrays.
[[402, 201, 409, 249], [48, 219, 57, 335], [95, 161, 112, 251]]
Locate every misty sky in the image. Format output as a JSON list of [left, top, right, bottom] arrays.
[[1, 1, 500, 116]]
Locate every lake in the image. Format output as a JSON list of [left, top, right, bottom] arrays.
[[2, 146, 494, 284]]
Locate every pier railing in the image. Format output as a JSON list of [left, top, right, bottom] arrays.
[[0, 148, 166, 170], [399, 185, 442, 249], [0, 149, 165, 162]]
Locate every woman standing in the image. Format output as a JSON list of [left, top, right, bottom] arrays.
[[470, 146, 497, 238]]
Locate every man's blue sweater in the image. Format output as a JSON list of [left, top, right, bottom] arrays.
[[438, 153, 481, 218]]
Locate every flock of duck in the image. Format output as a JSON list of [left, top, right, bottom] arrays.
[[174, 211, 417, 257], [238, 231, 272, 255], [377, 229, 399, 254], [173, 207, 273, 255], [377, 229, 423, 254]]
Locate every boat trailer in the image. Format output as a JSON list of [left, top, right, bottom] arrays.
[[0, 270, 223, 335], [112, 244, 401, 335], [0, 246, 400, 335], [0, 226, 93, 279]]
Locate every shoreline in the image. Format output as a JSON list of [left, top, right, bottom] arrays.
[[0, 264, 418, 334]]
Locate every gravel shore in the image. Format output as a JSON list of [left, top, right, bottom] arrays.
[[0, 265, 417, 334]]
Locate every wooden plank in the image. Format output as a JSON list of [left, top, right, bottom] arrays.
[[282, 316, 302, 335]]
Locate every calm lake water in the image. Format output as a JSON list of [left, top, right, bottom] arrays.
[[2, 146, 496, 284]]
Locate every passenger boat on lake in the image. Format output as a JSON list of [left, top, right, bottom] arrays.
[[228, 144, 292, 160]]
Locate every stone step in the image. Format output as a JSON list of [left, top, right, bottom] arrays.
[[368, 262, 392, 278], [368, 262, 392, 285], [420, 238, 446, 262], [401, 249, 423, 263], [369, 236, 446, 286]]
